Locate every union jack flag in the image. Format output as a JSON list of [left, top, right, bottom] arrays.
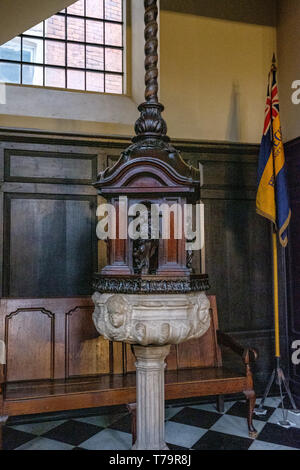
[[263, 80, 279, 136]]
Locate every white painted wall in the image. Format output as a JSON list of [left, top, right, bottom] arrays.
[[160, 11, 276, 143]]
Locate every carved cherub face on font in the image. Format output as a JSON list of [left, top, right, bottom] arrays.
[[106, 295, 128, 329], [135, 322, 146, 343], [159, 323, 170, 344]]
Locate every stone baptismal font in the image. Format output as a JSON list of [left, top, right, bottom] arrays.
[[92, 0, 210, 450]]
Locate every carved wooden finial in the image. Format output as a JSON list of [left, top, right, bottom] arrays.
[[134, 0, 167, 141]]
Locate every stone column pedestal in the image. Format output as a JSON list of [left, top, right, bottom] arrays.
[[132, 344, 170, 450]]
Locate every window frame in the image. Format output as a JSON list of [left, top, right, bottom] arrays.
[[0, 0, 125, 95]]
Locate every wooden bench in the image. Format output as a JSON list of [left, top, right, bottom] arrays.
[[0, 295, 258, 449]]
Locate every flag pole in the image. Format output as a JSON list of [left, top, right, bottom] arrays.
[[272, 229, 280, 359], [255, 54, 300, 423], [271, 53, 281, 362], [255, 223, 300, 423]]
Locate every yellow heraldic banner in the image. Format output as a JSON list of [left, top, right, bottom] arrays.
[[256, 64, 291, 247]]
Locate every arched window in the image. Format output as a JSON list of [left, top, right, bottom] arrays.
[[0, 0, 124, 94]]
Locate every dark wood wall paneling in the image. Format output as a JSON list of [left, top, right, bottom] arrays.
[[0, 143, 101, 297], [285, 137, 300, 406], [0, 130, 275, 388], [0, 297, 104, 383]]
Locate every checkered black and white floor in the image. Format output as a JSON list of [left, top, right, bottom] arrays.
[[3, 396, 300, 450]]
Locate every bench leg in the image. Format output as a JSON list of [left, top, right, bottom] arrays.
[[243, 390, 257, 439], [216, 395, 225, 413], [0, 416, 8, 451], [127, 403, 137, 446]]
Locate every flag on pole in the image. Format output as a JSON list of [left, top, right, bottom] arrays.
[[256, 57, 291, 247]]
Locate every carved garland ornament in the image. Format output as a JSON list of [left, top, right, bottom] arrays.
[[92, 276, 210, 294]]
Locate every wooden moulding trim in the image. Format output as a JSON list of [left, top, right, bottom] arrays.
[[3, 389, 137, 416], [3, 378, 249, 416], [96, 159, 200, 188], [0, 127, 260, 154], [164, 380, 249, 399]]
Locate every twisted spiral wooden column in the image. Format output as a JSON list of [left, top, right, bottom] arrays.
[[144, 0, 159, 104]]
